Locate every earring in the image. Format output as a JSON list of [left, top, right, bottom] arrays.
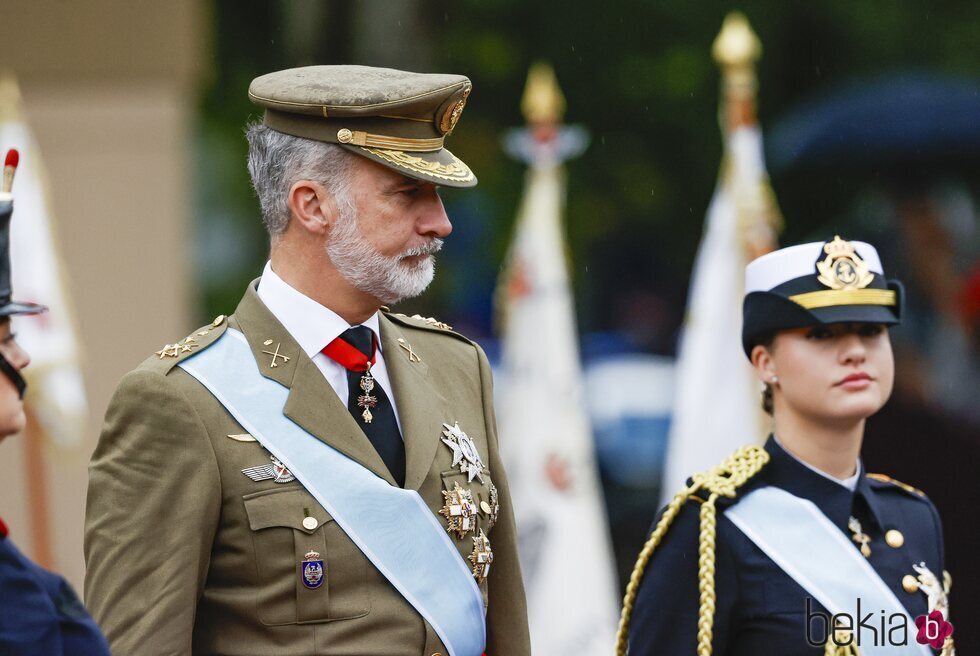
[[771, 376, 779, 385]]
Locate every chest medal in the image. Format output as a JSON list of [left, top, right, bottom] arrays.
[[241, 455, 296, 484], [301, 550, 325, 589], [441, 422, 487, 484], [439, 482, 478, 539]]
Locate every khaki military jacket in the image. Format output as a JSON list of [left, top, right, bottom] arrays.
[[84, 283, 530, 656]]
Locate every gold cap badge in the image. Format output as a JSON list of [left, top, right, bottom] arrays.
[[816, 236, 875, 290]]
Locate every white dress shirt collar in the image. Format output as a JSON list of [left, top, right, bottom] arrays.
[[773, 434, 862, 492], [256, 261, 382, 357]]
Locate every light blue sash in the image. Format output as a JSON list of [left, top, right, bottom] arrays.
[[725, 486, 930, 655], [178, 329, 485, 656]]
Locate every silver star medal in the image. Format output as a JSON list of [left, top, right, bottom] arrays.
[[241, 455, 296, 484], [441, 422, 486, 484]]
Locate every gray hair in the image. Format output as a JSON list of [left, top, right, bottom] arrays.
[[245, 122, 355, 238]]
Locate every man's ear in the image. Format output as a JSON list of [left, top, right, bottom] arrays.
[[286, 180, 336, 235], [750, 343, 777, 384]]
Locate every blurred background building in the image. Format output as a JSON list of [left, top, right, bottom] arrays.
[[1, 0, 977, 650]]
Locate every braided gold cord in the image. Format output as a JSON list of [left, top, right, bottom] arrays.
[[696, 492, 720, 654], [823, 627, 861, 655], [614, 445, 769, 655], [614, 489, 692, 655]]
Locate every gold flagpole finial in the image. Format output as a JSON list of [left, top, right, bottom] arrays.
[[712, 12, 762, 70], [521, 61, 566, 125], [713, 12, 762, 128]]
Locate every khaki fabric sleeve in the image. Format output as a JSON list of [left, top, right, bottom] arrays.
[[475, 343, 532, 656], [84, 369, 221, 655]]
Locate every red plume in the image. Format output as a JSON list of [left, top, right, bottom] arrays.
[[4, 149, 18, 169]]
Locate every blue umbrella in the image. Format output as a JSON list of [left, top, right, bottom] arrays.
[[767, 73, 980, 174]]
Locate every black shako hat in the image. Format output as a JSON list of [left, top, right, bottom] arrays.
[[741, 236, 903, 357], [0, 196, 47, 317]]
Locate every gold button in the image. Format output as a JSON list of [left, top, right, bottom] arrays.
[[885, 529, 904, 548], [902, 575, 919, 594], [212, 314, 226, 327], [480, 501, 492, 515], [337, 128, 354, 143], [302, 517, 319, 530]]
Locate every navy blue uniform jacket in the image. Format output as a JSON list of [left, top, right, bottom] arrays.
[[628, 437, 947, 655], [0, 523, 110, 656]]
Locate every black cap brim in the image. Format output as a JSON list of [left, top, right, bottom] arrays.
[[0, 301, 48, 317], [742, 280, 903, 356]]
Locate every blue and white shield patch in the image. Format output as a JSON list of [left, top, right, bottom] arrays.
[[301, 550, 325, 589]]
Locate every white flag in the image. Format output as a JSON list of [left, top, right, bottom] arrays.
[[496, 145, 619, 656], [660, 126, 778, 502], [1, 78, 88, 447]]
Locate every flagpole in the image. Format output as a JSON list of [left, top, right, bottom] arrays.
[[713, 12, 781, 259], [659, 12, 782, 504], [496, 63, 617, 656]]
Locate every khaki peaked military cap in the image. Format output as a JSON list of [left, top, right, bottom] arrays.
[[248, 65, 477, 187]]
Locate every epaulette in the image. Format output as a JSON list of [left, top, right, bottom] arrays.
[[866, 473, 927, 498], [382, 309, 473, 344], [615, 445, 769, 655], [146, 314, 229, 373]]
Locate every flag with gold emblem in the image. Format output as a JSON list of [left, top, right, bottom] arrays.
[[660, 13, 782, 502], [495, 63, 618, 656], [0, 74, 88, 447]]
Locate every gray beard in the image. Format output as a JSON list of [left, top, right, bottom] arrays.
[[326, 203, 442, 305]]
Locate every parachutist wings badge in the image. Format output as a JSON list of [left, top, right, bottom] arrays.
[[441, 421, 486, 484], [241, 455, 296, 484]]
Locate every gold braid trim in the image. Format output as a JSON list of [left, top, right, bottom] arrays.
[[615, 445, 770, 656], [824, 626, 861, 655]]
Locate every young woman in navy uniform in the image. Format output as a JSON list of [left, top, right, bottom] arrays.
[[618, 237, 955, 655], [0, 157, 110, 656]]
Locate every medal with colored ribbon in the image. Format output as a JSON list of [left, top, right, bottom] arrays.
[[322, 332, 379, 424]]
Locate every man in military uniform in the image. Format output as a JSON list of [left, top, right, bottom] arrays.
[[84, 66, 530, 656]]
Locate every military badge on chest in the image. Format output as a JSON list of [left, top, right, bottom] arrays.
[[469, 529, 493, 583], [441, 421, 487, 484], [482, 483, 500, 529], [241, 455, 296, 484], [440, 482, 478, 539], [301, 550, 325, 589]]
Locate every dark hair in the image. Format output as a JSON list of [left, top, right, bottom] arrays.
[[754, 332, 777, 415]]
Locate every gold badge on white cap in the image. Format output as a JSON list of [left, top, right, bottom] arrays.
[[816, 236, 875, 290]]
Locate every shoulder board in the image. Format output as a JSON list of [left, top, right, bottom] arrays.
[[866, 473, 927, 498], [144, 314, 229, 374], [382, 310, 473, 344]]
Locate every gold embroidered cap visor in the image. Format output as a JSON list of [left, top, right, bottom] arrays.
[[249, 65, 477, 188], [740, 237, 903, 356]]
